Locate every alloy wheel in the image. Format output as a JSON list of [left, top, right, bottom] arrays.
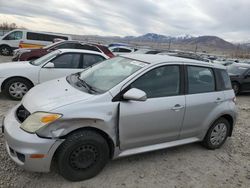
[[210, 123, 227, 146]]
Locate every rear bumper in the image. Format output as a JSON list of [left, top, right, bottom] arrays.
[[3, 105, 63, 172]]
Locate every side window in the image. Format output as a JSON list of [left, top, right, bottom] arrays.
[[51, 53, 80, 68], [82, 54, 105, 68], [56, 43, 76, 49], [3, 31, 23, 40], [216, 69, 232, 90], [77, 44, 101, 52], [131, 65, 180, 98], [119, 48, 131, 52], [187, 66, 215, 94], [112, 48, 119, 52]]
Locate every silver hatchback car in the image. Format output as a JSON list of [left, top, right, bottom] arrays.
[[2, 54, 237, 181]]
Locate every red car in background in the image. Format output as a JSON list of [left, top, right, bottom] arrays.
[[12, 40, 114, 61]]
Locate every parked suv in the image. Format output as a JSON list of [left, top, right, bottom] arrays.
[[12, 41, 114, 61], [227, 63, 250, 94], [2, 54, 237, 181]]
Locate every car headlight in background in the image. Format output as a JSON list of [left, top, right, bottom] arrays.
[[20, 112, 62, 133]]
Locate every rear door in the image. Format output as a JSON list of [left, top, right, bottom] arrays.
[[39, 52, 82, 83], [81, 54, 106, 69], [179, 65, 225, 139]]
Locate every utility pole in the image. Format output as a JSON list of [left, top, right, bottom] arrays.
[[168, 39, 171, 51], [194, 42, 198, 53]]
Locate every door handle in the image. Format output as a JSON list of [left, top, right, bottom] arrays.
[[171, 104, 184, 111], [214, 97, 222, 103]]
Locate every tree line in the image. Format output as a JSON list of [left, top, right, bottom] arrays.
[[0, 22, 26, 30]]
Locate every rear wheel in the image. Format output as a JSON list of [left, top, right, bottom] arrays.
[[56, 130, 110, 181], [3, 78, 33, 100], [202, 118, 230, 149], [0, 45, 12, 56], [232, 82, 240, 95]]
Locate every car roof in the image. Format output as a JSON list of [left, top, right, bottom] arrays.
[[58, 49, 108, 58], [121, 54, 225, 69], [231, 63, 250, 68]]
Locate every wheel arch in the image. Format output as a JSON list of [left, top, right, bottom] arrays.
[[207, 114, 234, 138], [59, 127, 115, 159], [1, 76, 35, 91], [0, 44, 11, 48], [220, 114, 234, 137]]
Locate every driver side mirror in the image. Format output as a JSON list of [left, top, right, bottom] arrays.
[[123, 88, 147, 101], [44, 62, 55, 68]]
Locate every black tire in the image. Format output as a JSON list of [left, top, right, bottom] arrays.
[[202, 118, 230, 150], [3, 78, 33, 100], [56, 130, 110, 181], [0, 45, 12, 56], [232, 82, 240, 95]]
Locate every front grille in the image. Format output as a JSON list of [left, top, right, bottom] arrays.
[[16, 105, 30, 123]]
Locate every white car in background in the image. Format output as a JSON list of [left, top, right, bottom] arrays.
[[0, 49, 108, 100], [0, 29, 71, 56], [109, 46, 137, 55]]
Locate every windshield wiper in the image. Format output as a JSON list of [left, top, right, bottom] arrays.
[[75, 73, 99, 94]]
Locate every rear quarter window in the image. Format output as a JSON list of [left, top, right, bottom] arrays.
[[215, 69, 232, 90], [187, 66, 215, 94]]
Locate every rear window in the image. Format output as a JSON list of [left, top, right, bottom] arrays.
[[216, 69, 232, 90], [187, 66, 215, 94], [119, 48, 131, 52]]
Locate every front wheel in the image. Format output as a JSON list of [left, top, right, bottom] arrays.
[[56, 130, 110, 181], [202, 118, 230, 149], [0, 45, 12, 56], [3, 78, 33, 100]]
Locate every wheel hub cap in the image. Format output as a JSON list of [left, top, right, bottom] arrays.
[[9, 82, 28, 99], [1, 48, 9, 55], [210, 123, 227, 146], [69, 145, 98, 170]]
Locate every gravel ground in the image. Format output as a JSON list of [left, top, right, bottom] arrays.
[[0, 56, 249, 188]]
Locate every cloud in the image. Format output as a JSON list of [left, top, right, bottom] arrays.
[[0, 0, 249, 41]]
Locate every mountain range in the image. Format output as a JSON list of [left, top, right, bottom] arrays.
[[122, 33, 236, 51]]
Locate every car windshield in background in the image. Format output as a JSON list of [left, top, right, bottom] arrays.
[[227, 65, 248, 75], [30, 50, 60, 66], [78, 57, 147, 92], [43, 41, 62, 49]]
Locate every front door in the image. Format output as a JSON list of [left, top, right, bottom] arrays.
[[39, 52, 83, 83], [119, 65, 185, 150]]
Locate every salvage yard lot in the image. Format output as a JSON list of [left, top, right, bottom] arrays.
[[0, 56, 249, 188]]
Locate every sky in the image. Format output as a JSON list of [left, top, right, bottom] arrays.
[[0, 0, 249, 42]]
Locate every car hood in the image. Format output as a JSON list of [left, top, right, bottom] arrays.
[[22, 77, 93, 113], [0, 61, 34, 70]]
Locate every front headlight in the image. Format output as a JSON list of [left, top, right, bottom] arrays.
[[20, 112, 62, 133]]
